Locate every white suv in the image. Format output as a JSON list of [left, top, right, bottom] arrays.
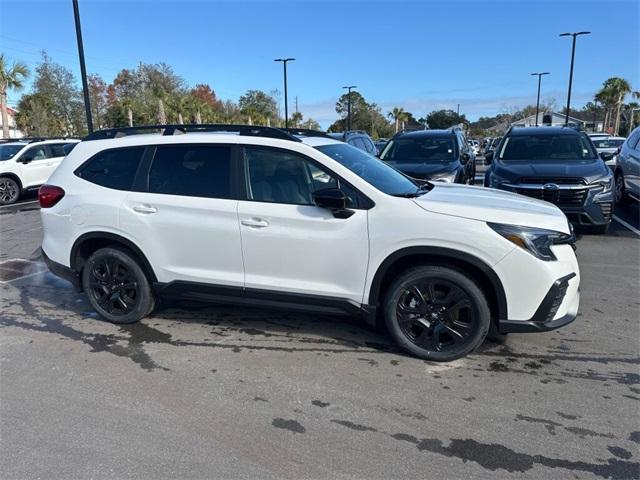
[[0, 138, 80, 204], [40, 125, 580, 361]]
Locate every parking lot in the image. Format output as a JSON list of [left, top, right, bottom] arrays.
[[1, 160, 639, 479]]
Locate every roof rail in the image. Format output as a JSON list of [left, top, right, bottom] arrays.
[[83, 124, 302, 142], [280, 128, 332, 138], [0, 136, 79, 143]]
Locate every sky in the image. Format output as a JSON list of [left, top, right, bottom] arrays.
[[1, 0, 638, 128]]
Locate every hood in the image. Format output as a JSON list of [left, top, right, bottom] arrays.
[[414, 183, 571, 234], [385, 160, 459, 179], [492, 158, 608, 184]]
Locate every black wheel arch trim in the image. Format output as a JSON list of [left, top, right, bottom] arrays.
[[367, 246, 508, 320], [70, 232, 158, 283], [0, 173, 24, 191]]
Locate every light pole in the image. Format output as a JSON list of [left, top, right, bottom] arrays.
[[560, 31, 590, 126], [343, 85, 357, 131], [72, 0, 93, 133], [274, 58, 295, 128], [530, 72, 550, 126]]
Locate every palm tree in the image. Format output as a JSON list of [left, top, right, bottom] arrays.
[[387, 107, 407, 133], [0, 54, 29, 139], [608, 78, 632, 135], [595, 87, 616, 133]]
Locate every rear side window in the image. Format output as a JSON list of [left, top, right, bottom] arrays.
[[149, 145, 233, 199], [50, 144, 67, 157], [76, 147, 144, 190]]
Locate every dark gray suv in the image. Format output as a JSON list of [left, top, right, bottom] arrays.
[[485, 126, 614, 233]]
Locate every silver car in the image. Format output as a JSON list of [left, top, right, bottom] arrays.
[[592, 136, 625, 171], [615, 128, 640, 204]]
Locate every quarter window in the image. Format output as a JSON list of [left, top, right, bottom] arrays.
[[149, 145, 233, 199], [50, 144, 68, 157], [76, 147, 144, 191]]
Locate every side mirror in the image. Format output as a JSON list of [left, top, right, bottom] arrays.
[[313, 188, 353, 219], [485, 151, 494, 164], [461, 152, 470, 164], [599, 152, 613, 161]]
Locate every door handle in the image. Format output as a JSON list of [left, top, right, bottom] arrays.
[[132, 205, 157, 214], [241, 217, 269, 228]]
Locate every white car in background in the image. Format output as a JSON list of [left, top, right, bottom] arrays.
[[0, 138, 80, 205], [591, 136, 625, 171]]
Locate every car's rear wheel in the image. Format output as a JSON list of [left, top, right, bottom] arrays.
[[0, 177, 20, 205], [384, 266, 490, 361], [82, 247, 154, 324]]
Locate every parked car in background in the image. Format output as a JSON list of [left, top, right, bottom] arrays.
[[485, 126, 613, 233], [468, 139, 480, 155], [615, 127, 640, 204], [374, 138, 388, 155], [328, 130, 378, 156], [380, 128, 475, 184], [40, 124, 580, 362], [0, 138, 80, 205], [591, 136, 625, 171]]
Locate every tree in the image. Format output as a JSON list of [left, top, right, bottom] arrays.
[[238, 90, 278, 124], [387, 107, 408, 133], [88, 74, 108, 129], [600, 77, 632, 135], [15, 92, 63, 136], [425, 109, 467, 129], [290, 111, 303, 127], [0, 54, 29, 138]]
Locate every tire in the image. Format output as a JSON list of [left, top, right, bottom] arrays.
[[615, 173, 631, 205], [384, 266, 491, 361], [82, 247, 154, 324], [0, 177, 20, 205]]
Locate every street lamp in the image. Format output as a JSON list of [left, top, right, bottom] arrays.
[[560, 31, 591, 126], [530, 72, 550, 126], [342, 85, 357, 131], [72, 0, 93, 133], [274, 58, 295, 128]]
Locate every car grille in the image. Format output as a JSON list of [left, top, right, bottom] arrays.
[[512, 186, 588, 207], [518, 177, 586, 185]]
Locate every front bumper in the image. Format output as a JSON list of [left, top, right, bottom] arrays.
[[499, 273, 578, 333]]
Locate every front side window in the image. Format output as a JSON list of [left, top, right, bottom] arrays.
[[23, 145, 49, 162], [498, 134, 598, 161], [76, 147, 144, 190], [245, 147, 358, 207], [149, 145, 233, 199], [0, 144, 25, 161], [381, 136, 456, 163], [316, 143, 418, 196]]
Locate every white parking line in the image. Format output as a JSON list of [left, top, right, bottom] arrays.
[[613, 215, 640, 236]]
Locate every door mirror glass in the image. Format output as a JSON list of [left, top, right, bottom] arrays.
[[313, 188, 346, 210], [461, 152, 470, 163], [599, 151, 613, 161]]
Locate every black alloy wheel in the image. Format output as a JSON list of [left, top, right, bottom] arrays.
[[384, 266, 490, 361], [82, 247, 154, 324], [0, 177, 20, 205]]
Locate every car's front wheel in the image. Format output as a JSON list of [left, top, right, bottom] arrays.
[[615, 173, 631, 205], [384, 266, 490, 361], [0, 177, 20, 205], [82, 247, 154, 324]]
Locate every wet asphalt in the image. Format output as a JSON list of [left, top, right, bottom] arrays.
[[1, 166, 639, 479]]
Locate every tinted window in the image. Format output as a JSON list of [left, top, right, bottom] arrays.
[[23, 145, 49, 161], [498, 134, 597, 161], [149, 145, 233, 198], [627, 130, 640, 149], [0, 144, 25, 161], [76, 147, 144, 190], [362, 138, 375, 154], [592, 139, 624, 148], [349, 137, 367, 151], [50, 143, 68, 157], [381, 136, 456, 163]]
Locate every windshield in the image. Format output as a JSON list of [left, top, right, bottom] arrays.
[[0, 144, 26, 161], [593, 138, 624, 149], [380, 136, 456, 163], [315, 143, 418, 196], [498, 134, 598, 161]]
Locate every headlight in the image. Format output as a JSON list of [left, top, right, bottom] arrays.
[[488, 222, 575, 261], [596, 175, 613, 193], [430, 171, 457, 183]]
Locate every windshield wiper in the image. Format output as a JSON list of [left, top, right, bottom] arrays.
[[391, 182, 433, 198]]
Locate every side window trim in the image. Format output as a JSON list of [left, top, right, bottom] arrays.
[[239, 145, 373, 210]]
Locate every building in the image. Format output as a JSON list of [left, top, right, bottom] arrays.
[[511, 111, 590, 129], [0, 106, 24, 139]]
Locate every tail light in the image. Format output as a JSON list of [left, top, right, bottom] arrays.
[[39, 185, 65, 208]]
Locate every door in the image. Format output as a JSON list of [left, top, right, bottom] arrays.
[[17, 144, 55, 187], [237, 146, 369, 303], [120, 144, 245, 286], [623, 132, 640, 197]]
